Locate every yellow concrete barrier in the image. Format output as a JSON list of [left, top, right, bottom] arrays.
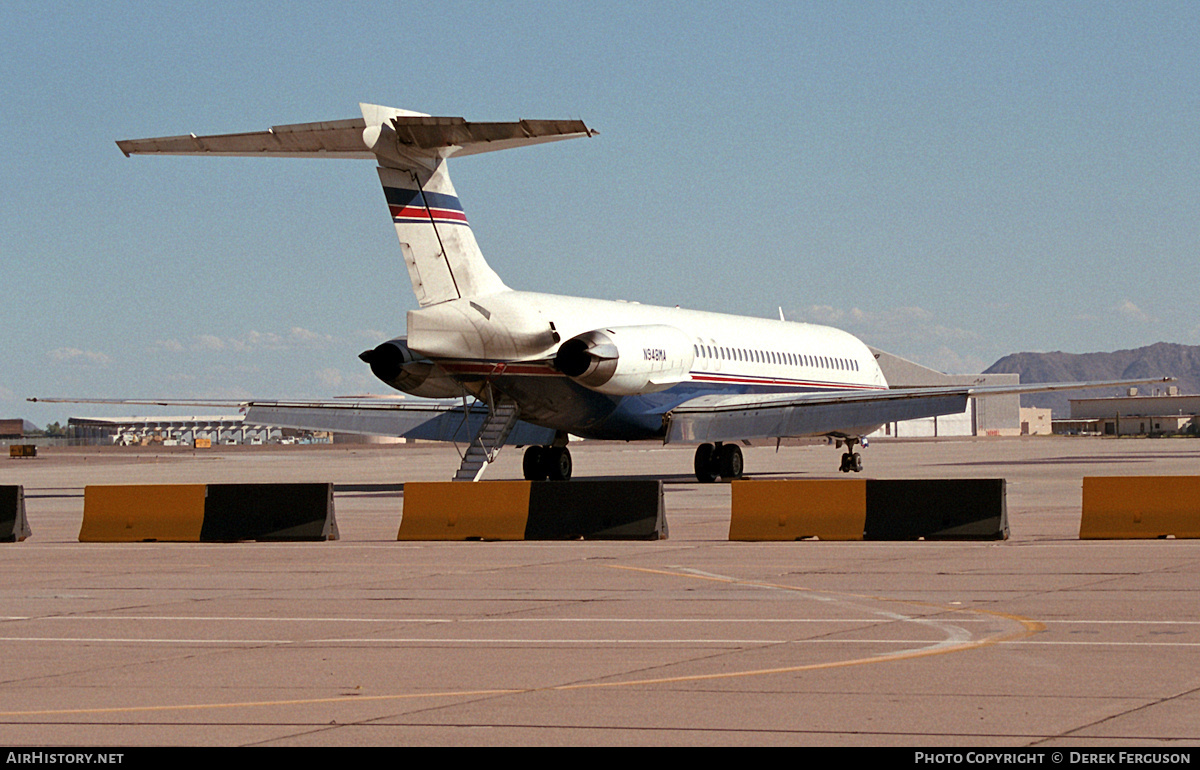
[[80, 485, 207, 542], [399, 481, 532, 540], [1081, 477, 1200, 539], [731, 478, 1008, 541], [730, 479, 866, 541]]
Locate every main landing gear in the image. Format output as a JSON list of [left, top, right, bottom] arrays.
[[523, 445, 573, 481], [837, 437, 864, 473], [693, 442, 743, 483]]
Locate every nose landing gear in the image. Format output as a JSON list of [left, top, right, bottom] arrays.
[[837, 436, 864, 473]]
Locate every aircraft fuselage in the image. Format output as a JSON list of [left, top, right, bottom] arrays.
[[403, 291, 888, 440]]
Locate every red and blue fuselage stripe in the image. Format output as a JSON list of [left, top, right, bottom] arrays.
[[384, 187, 469, 226], [437, 359, 884, 393]]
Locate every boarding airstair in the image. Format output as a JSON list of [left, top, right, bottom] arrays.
[[452, 397, 521, 481]]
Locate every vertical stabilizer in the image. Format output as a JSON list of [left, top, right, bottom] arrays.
[[359, 103, 595, 307], [376, 159, 508, 306]]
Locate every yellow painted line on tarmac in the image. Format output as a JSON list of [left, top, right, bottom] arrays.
[[0, 563, 1042, 719], [0, 689, 527, 718], [608, 564, 1045, 641]]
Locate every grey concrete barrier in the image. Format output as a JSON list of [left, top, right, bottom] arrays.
[[0, 486, 31, 542]]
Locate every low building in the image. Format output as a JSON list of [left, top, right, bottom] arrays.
[[1062, 387, 1199, 436], [1020, 407, 1053, 435], [67, 415, 291, 446], [0, 419, 39, 439]]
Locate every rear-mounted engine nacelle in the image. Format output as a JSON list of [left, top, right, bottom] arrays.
[[554, 325, 695, 396], [359, 337, 464, 399]]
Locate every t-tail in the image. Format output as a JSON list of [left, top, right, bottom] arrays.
[[116, 103, 597, 307]]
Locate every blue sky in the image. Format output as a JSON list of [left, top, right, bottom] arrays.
[[4, 2, 1198, 424]]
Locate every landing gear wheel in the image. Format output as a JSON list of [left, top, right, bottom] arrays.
[[545, 446, 572, 481], [523, 446, 548, 481], [694, 443, 717, 483], [851, 452, 863, 473], [838, 450, 864, 473], [717, 443, 743, 480]]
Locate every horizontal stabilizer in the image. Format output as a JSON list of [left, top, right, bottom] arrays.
[[117, 103, 596, 161], [388, 116, 597, 158], [116, 118, 378, 159]]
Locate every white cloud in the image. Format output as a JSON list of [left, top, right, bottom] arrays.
[[793, 304, 978, 345], [195, 334, 226, 351], [799, 304, 845, 325], [788, 303, 990, 373], [152, 338, 185, 353], [312, 368, 371, 393], [47, 347, 111, 366], [153, 327, 338, 354], [288, 327, 333, 345], [1116, 299, 1154, 324], [314, 368, 344, 389], [913, 346, 989, 376]]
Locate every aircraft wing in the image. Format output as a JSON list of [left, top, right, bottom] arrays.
[[664, 378, 1175, 444], [243, 399, 556, 444], [27, 397, 556, 446]]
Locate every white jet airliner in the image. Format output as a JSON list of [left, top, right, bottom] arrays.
[[51, 104, 1167, 481]]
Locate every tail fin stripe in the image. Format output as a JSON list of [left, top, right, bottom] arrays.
[[384, 187, 463, 211], [384, 186, 470, 226], [390, 206, 469, 226]]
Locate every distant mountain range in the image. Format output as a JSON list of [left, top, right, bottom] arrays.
[[984, 342, 1200, 417]]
